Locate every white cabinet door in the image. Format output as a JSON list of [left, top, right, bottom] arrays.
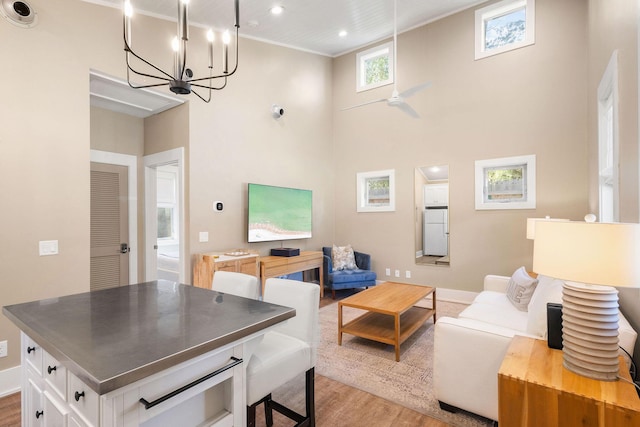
[[424, 184, 449, 207], [27, 377, 44, 427], [44, 390, 69, 427]]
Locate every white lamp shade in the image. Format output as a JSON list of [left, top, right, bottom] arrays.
[[526, 217, 570, 240], [532, 221, 640, 287]]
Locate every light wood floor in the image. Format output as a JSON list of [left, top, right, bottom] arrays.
[[0, 375, 449, 427], [0, 392, 20, 427], [0, 289, 451, 427]]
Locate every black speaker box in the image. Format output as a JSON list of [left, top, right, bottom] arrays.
[[270, 248, 300, 257], [547, 303, 563, 350]]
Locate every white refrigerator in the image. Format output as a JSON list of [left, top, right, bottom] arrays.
[[424, 207, 448, 256]]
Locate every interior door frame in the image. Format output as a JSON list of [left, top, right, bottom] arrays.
[[90, 150, 138, 284], [144, 147, 186, 283]]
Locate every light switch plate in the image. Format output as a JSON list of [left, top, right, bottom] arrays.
[[39, 240, 59, 256], [199, 232, 209, 243], [0, 340, 7, 358]]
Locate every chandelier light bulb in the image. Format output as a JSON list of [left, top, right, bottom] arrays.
[[124, 0, 133, 18], [122, 0, 240, 102]]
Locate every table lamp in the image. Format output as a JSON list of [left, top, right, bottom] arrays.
[[526, 216, 569, 240], [532, 220, 640, 381]]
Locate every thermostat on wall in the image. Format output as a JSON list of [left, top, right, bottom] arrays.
[[214, 201, 224, 212]]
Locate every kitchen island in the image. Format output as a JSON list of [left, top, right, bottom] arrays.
[[3, 280, 295, 426]]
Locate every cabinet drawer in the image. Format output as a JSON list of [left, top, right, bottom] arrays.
[[216, 261, 237, 271], [136, 347, 238, 424], [23, 333, 43, 376], [43, 351, 67, 401], [68, 372, 99, 427]]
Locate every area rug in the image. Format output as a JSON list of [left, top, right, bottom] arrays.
[[313, 300, 495, 427]]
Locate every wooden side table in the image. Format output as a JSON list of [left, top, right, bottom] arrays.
[[498, 335, 640, 427], [259, 251, 324, 298], [192, 251, 260, 289]]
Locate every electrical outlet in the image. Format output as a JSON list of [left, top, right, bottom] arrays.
[[385, 268, 391, 276], [0, 340, 7, 358], [405, 270, 411, 279], [394, 269, 400, 278]]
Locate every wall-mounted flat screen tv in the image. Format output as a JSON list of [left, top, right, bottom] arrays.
[[247, 183, 313, 243]]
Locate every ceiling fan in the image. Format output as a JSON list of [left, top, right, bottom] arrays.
[[342, 0, 431, 119]]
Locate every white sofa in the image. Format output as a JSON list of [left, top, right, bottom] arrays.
[[433, 273, 638, 422]]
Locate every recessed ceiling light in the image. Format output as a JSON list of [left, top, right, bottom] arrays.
[[270, 5, 284, 15], [338, 30, 348, 38]]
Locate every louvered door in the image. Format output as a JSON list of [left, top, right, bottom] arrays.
[[90, 162, 129, 291]]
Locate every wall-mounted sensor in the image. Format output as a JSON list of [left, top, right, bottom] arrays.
[[1, 0, 38, 28], [214, 201, 224, 212], [272, 104, 284, 119]]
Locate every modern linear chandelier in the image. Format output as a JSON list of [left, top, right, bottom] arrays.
[[123, 0, 239, 103]]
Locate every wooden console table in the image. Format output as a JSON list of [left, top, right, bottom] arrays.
[[259, 251, 324, 298], [193, 251, 260, 289], [498, 335, 640, 426]]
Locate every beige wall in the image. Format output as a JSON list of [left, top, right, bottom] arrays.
[[0, 0, 116, 372], [187, 41, 335, 263], [332, 0, 589, 292], [2, 0, 639, 378], [0, 0, 334, 373], [588, 0, 640, 366]]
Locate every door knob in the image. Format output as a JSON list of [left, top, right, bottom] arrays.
[[120, 243, 130, 254]]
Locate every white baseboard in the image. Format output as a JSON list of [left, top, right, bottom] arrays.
[[0, 366, 21, 397]]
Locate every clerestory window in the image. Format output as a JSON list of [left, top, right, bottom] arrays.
[[475, 0, 535, 60], [356, 41, 394, 92]]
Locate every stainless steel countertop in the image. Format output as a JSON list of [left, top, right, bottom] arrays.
[[3, 281, 295, 394]]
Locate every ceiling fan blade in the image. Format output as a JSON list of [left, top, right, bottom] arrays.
[[399, 81, 432, 99], [341, 98, 388, 111], [393, 102, 420, 118]]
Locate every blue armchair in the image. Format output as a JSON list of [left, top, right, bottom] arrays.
[[322, 247, 377, 299]]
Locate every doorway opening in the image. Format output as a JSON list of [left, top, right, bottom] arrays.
[[145, 148, 186, 283]]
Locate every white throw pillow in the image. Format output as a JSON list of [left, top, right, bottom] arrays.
[[506, 266, 538, 311], [332, 244, 357, 271], [526, 274, 564, 337]]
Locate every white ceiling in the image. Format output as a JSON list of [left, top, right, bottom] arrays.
[[90, 0, 489, 57], [86, 0, 489, 117]]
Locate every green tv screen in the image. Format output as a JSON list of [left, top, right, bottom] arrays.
[[248, 183, 313, 243]]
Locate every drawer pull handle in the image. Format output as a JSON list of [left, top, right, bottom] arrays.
[[47, 365, 57, 374], [139, 356, 242, 410], [27, 346, 36, 354], [74, 391, 85, 402], [35, 410, 43, 419]]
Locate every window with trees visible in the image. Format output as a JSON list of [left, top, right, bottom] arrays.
[[475, 0, 535, 60], [356, 41, 393, 92]]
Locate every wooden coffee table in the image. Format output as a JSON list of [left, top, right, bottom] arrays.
[[338, 281, 436, 361]]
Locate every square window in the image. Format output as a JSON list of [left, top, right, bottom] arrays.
[[475, 0, 535, 60], [356, 41, 394, 92]]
